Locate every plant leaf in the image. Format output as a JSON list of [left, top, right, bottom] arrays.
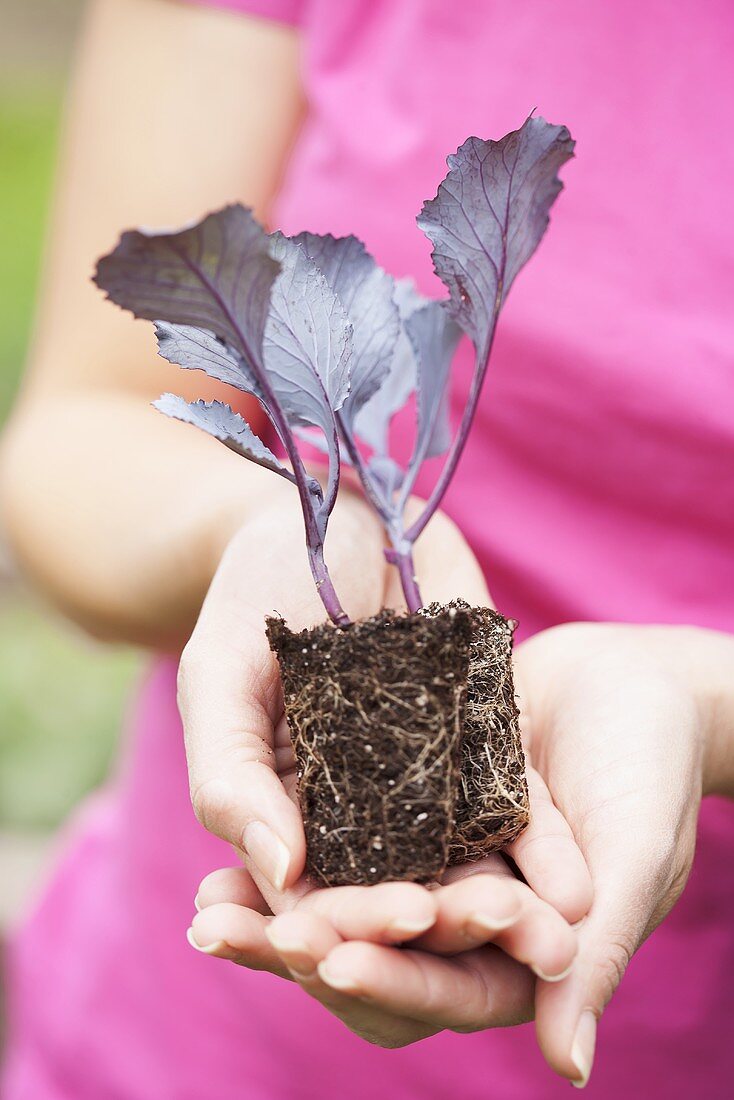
[[294, 426, 354, 467], [154, 321, 265, 402], [153, 393, 296, 483], [96, 206, 343, 484], [407, 302, 462, 461], [94, 205, 278, 367], [367, 454, 404, 500], [294, 233, 400, 416], [354, 278, 429, 455], [417, 116, 574, 349], [264, 234, 353, 524], [265, 234, 352, 414]]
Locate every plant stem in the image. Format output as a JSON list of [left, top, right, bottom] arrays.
[[335, 412, 393, 524], [309, 544, 351, 627], [277, 436, 349, 626], [403, 324, 497, 544], [384, 542, 423, 613], [335, 416, 425, 612], [320, 422, 342, 519]]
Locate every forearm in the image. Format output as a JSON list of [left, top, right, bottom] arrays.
[[0, 0, 306, 650], [0, 389, 292, 648]]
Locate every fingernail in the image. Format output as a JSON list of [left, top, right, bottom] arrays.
[[388, 914, 435, 938], [265, 931, 316, 977], [194, 893, 202, 912], [289, 967, 317, 982], [570, 1010, 597, 1088], [531, 960, 574, 983], [186, 926, 228, 956], [242, 821, 290, 891], [317, 960, 361, 994], [466, 910, 519, 935]]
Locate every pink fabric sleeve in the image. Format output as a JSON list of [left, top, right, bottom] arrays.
[[186, 0, 304, 25]]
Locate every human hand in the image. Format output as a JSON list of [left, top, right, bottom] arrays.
[[189, 848, 585, 1049], [178, 485, 494, 903], [181, 488, 593, 1044], [187, 725, 592, 1049], [187, 702, 592, 1048], [514, 622, 733, 1087]]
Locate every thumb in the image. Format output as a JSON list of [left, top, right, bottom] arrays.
[[177, 616, 306, 893], [533, 851, 669, 1089]]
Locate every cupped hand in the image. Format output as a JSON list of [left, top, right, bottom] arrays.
[[189, 852, 581, 1048], [177, 486, 490, 899], [187, 759, 592, 1051], [515, 623, 719, 1087], [179, 486, 589, 912], [180, 487, 592, 1048]]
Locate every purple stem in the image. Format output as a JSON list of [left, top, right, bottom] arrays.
[[403, 323, 498, 545], [335, 412, 393, 524], [384, 544, 423, 613], [309, 544, 351, 628], [336, 415, 428, 612], [319, 420, 342, 519]]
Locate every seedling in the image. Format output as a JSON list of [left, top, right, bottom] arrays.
[[95, 115, 573, 884]]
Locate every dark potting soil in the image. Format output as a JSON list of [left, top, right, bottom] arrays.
[[436, 602, 530, 862], [267, 607, 472, 886]]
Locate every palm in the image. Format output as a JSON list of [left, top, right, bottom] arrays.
[[514, 624, 702, 1080], [183, 501, 593, 1066], [517, 624, 700, 913]]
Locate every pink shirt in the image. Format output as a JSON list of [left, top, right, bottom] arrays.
[[4, 2, 734, 1097]]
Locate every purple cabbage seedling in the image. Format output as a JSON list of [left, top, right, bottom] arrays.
[[94, 115, 574, 885], [95, 115, 573, 622]]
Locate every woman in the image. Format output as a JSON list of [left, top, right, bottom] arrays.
[[1, 0, 733, 1096]]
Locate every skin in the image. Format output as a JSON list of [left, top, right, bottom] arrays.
[[193, 622, 734, 1085], [1, 0, 731, 1089]]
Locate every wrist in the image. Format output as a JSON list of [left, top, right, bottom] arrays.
[[685, 628, 734, 799], [647, 625, 734, 799]]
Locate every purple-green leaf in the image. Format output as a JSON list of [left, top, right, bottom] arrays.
[[265, 234, 352, 415], [354, 279, 428, 457], [153, 393, 296, 483], [154, 322, 265, 402], [417, 115, 574, 349], [294, 426, 354, 467], [264, 234, 353, 527], [294, 233, 400, 416], [406, 302, 462, 462], [94, 205, 278, 367]]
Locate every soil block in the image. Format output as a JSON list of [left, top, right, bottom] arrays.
[[267, 607, 472, 886], [440, 602, 530, 862]]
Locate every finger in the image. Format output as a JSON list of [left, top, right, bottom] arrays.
[[266, 910, 343, 977], [267, 913, 437, 1048], [507, 766, 593, 925], [534, 839, 690, 1089], [534, 883, 625, 1089], [187, 902, 291, 978], [420, 867, 522, 951], [178, 620, 305, 892], [440, 852, 513, 885], [421, 873, 578, 980], [317, 940, 535, 1030], [195, 866, 271, 915], [299, 881, 437, 943]]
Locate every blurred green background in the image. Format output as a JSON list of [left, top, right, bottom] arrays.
[[0, 0, 140, 922]]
